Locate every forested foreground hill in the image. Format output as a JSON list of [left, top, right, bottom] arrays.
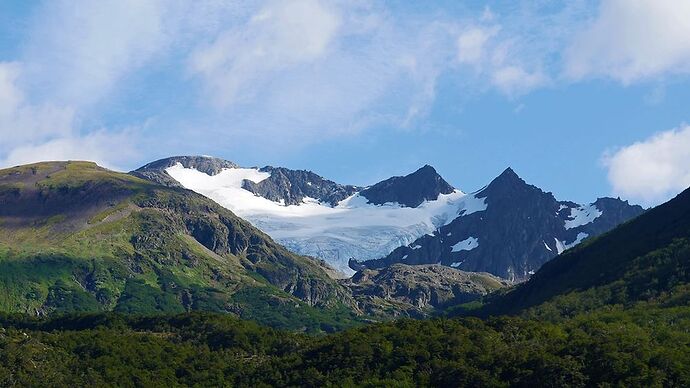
[[0, 305, 688, 387]]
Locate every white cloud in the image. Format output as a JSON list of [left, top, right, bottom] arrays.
[[454, 22, 547, 95], [0, 61, 138, 170], [566, 0, 690, 83], [457, 26, 498, 66], [190, 0, 341, 107], [0, 62, 74, 151], [491, 65, 547, 95], [0, 130, 139, 171], [604, 125, 690, 204], [22, 0, 170, 107], [185, 1, 465, 145]]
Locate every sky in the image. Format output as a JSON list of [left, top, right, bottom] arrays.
[[1, 0, 690, 207]]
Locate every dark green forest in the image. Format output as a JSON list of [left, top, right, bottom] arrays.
[[1, 301, 689, 387]]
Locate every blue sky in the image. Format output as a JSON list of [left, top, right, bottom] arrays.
[[1, 1, 690, 206]]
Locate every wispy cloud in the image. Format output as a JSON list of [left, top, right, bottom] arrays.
[[4, 0, 690, 173], [191, 0, 341, 107], [21, 0, 171, 108], [185, 1, 467, 145], [0, 62, 74, 152]]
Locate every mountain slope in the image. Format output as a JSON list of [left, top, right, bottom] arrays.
[[242, 166, 360, 206], [479, 184, 690, 317], [0, 161, 358, 330], [359, 168, 645, 281], [139, 157, 478, 275], [343, 264, 507, 317]]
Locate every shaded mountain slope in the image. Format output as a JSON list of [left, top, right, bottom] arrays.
[[359, 165, 455, 207], [479, 185, 690, 317], [359, 168, 645, 281]]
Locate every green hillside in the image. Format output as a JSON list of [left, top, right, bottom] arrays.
[[0, 161, 360, 331]]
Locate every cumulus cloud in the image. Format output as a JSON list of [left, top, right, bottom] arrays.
[[603, 125, 690, 204], [566, 0, 690, 83]]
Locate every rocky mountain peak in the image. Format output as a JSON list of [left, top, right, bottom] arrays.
[[485, 167, 524, 189], [137, 156, 238, 176], [131, 155, 238, 187], [242, 166, 360, 206], [360, 165, 455, 207]]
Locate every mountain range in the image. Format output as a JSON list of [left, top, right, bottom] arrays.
[[1, 158, 688, 386], [135, 156, 644, 281], [0, 157, 648, 325], [0, 160, 505, 325]]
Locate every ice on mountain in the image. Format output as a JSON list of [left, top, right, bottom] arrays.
[[564, 204, 602, 229], [451, 237, 479, 252], [166, 165, 487, 276]]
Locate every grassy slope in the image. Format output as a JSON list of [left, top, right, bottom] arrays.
[[0, 161, 360, 332]]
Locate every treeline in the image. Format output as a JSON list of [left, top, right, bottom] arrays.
[[1, 303, 689, 387]]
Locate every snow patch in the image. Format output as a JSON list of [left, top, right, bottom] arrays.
[[457, 195, 488, 216], [554, 238, 566, 254], [451, 237, 479, 252], [543, 241, 552, 252], [564, 204, 602, 229], [554, 232, 589, 255], [565, 232, 588, 249], [450, 261, 464, 268]]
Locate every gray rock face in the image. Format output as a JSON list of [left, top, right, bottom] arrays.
[[360, 165, 455, 207], [343, 264, 508, 317], [242, 166, 360, 206], [133, 156, 358, 207], [355, 168, 645, 282], [132, 156, 239, 187]]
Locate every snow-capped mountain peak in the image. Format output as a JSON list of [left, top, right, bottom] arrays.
[[360, 164, 455, 207], [141, 157, 476, 276], [133, 158, 644, 281]]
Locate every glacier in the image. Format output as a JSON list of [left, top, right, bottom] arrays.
[[166, 163, 486, 276]]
